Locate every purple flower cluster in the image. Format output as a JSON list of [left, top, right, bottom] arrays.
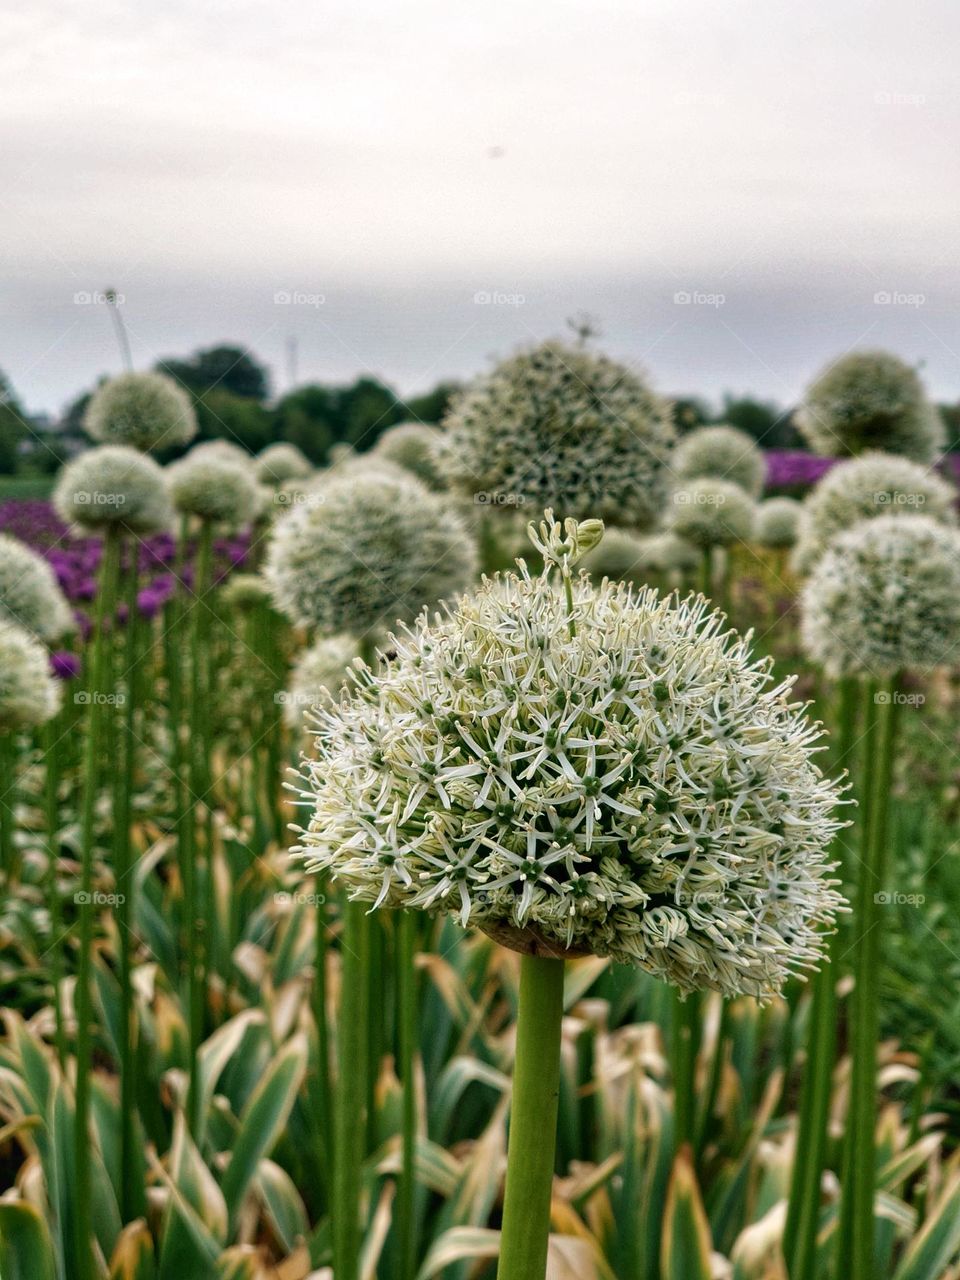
[[764, 451, 836, 495], [0, 500, 253, 646]]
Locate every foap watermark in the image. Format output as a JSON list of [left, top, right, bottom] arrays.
[[874, 290, 925, 308], [874, 690, 925, 707], [473, 290, 525, 307], [275, 490, 325, 509], [74, 690, 127, 707], [874, 891, 925, 907], [274, 290, 325, 308], [874, 490, 926, 507], [74, 289, 125, 306], [474, 491, 526, 507], [75, 890, 126, 907], [874, 90, 925, 107], [274, 890, 327, 907], [72, 491, 126, 508], [674, 489, 726, 507], [674, 289, 725, 308]]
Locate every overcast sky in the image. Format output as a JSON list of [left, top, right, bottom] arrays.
[[2, 0, 957, 416]]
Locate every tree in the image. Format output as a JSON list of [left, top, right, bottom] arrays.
[[721, 394, 798, 449], [157, 345, 270, 401], [0, 371, 26, 474], [402, 380, 461, 424], [194, 390, 274, 454], [274, 377, 404, 463]]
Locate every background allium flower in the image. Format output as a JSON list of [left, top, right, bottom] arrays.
[[674, 424, 766, 497], [633, 531, 701, 576], [220, 572, 273, 610], [796, 350, 945, 463], [53, 446, 173, 534], [800, 515, 960, 678], [284, 634, 358, 727], [0, 621, 62, 728], [295, 560, 844, 997], [0, 534, 74, 640], [440, 340, 675, 527], [580, 528, 648, 582], [257, 442, 313, 486], [190, 439, 253, 469], [755, 497, 802, 549], [791, 451, 956, 574], [50, 650, 81, 680], [667, 479, 755, 548], [264, 472, 477, 635], [84, 371, 197, 451], [373, 423, 447, 491], [167, 450, 259, 528]]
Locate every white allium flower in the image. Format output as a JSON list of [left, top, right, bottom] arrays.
[[167, 450, 259, 528], [295, 517, 843, 997], [674, 425, 766, 497], [667, 479, 755, 548], [84, 371, 197, 451], [440, 340, 675, 527], [796, 350, 945, 463], [755, 497, 802, 549], [53, 446, 173, 533], [220, 573, 274, 610], [257, 442, 313, 486], [264, 472, 478, 635], [190, 439, 254, 469], [373, 423, 447, 490], [633, 532, 701, 576], [791, 452, 956, 574], [580, 529, 649, 582], [283, 635, 358, 727], [801, 514, 960, 678], [0, 535, 73, 641], [0, 622, 62, 729]]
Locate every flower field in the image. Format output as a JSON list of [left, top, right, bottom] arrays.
[[2, 343, 960, 1280]]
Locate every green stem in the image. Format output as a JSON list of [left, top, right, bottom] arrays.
[[333, 900, 371, 1280], [44, 716, 67, 1066], [75, 525, 121, 1280], [396, 911, 418, 1280], [785, 676, 857, 1280], [497, 954, 565, 1280], [700, 546, 712, 599], [0, 731, 17, 883], [837, 675, 899, 1280], [671, 991, 700, 1152]]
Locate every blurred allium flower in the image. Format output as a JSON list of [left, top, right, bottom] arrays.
[[674, 424, 766, 497], [295, 514, 844, 998], [256, 442, 313, 486], [373, 423, 447, 491], [265, 472, 477, 635], [580, 528, 648, 582], [53, 446, 173, 534], [190, 439, 253, 468], [220, 573, 274, 610], [0, 621, 62, 728], [284, 634, 358, 728], [755, 497, 802, 549], [667, 479, 755, 548], [796, 350, 945, 463], [50, 650, 81, 681], [791, 451, 956, 574], [440, 340, 675, 527], [167, 450, 258, 528], [801, 514, 960, 678], [84, 372, 197, 451], [633, 531, 701, 576], [0, 533, 74, 640]]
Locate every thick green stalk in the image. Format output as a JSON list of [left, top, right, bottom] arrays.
[[837, 676, 899, 1280], [497, 954, 565, 1280], [75, 525, 121, 1280], [671, 991, 700, 1152], [0, 731, 16, 882], [785, 675, 857, 1279], [43, 716, 67, 1065], [700, 546, 712, 599], [396, 910, 418, 1280], [333, 899, 371, 1280], [312, 881, 333, 1191]]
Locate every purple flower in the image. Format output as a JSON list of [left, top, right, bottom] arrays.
[[50, 650, 81, 680]]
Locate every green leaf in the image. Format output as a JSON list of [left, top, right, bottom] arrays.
[[220, 1034, 308, 1228], [0, 1202, 57, 1280], [661, 1147, 713, 1280], [892, 1174, 960, 1280], [109, 1220, 157, 1280]]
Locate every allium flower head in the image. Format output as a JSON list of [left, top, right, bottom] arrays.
[[0, 621, 62, 728], [674, 424, 765, 497], [220, 573, 274, 610], [667, 479, 755, 548], [0, 534, 74, 640], [633, 531, 701, 576], [373, 423, 447, 490], [755, 497, 802, 549], [283, 635, 358, 728], [791, 451, 956, 574], [53, 446, 173, 533], [295, 512, 844, 998], [257, 443, 313, 486], [581, 529, 648, 583], [167, 449, 259, 528], [796, 350, 944, 463], [800, 514, 960, 678], [440, 340, 675, 527], [84, 372, 197, 451], [264, 472, 477, 635]]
